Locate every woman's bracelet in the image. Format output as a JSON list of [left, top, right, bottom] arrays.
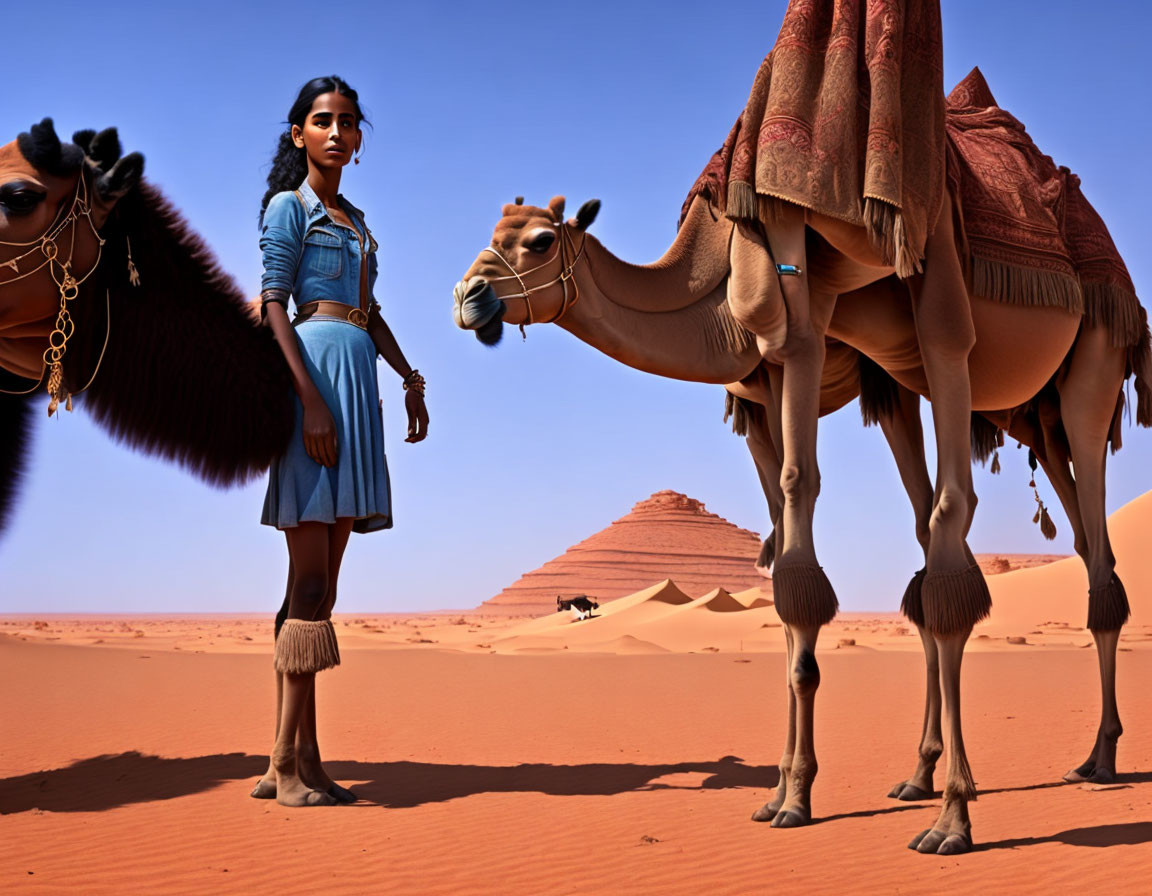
[[403, 369, 426, 396]]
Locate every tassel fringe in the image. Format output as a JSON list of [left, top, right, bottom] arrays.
[[274, 619, 341, 674], [970, 256, 1084, 315], [723, 391, 751, 436], [921, 565, 992, 635], [863, 197, 923, 279], [1083, 282, 1143, 349], [1087, 573, 1131, 631], [900, 568, 927, 628], [1130, 309, 1152, 428], [772, 563, 839, 627], [858, 354, 901, 427]]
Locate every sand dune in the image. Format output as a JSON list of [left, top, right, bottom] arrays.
[[983, 490, 1152, 639]]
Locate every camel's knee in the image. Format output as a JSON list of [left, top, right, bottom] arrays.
[[790, 648, 821, 699], [929, 485, 970, 535], [780, 461, 820, 507]]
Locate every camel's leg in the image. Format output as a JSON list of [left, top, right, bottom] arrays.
[[865, 381, 943, 800], [769, 624, 822, 827], [745, 398, 783, 574], [906, 190, 986, 854], [295, 519, 357, 803], [888, 624, 942, 801], [909, 631, 975, 854], [1056, 327, 1128, 784], [251, 561, 294, 799], [753, 625, 796, 821]]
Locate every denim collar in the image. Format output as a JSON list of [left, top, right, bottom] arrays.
[[295, 179, 366, 227]]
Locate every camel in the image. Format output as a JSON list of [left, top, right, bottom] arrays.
[[0, 119, 296, 537], [453, 175, 1149, 852]]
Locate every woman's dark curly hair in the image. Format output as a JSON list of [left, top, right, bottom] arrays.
[[259, 75, 369, 225]]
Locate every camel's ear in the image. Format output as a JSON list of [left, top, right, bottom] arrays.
[[17, 118, 83, 176], [547, 195, 566, 221], [569, 199, 600, 231]]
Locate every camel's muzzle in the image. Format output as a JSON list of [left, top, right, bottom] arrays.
[[452, 276, 504, 330]]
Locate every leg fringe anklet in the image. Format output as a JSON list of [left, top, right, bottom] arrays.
[[1088, 573, 1130, 632], [274, 619, 341, 674], [772, 563, 838, 627], [922, 566, 991, 635], [900, 568, 927, 628]]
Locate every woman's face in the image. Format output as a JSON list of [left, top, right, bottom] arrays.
[[291, 92, 361, 171]]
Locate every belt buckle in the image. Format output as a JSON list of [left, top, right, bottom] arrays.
[[347, 307, 369, 328]]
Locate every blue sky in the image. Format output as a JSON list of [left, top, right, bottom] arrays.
[[2, 1, 1150, 613]]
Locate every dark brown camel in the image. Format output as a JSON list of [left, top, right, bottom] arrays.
[[0, 119, 296, 537]]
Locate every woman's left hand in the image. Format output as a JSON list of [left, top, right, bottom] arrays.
[[405, 390, 429, 443]]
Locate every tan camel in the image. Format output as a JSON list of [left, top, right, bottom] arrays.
[[454, 188, 1147, 853]]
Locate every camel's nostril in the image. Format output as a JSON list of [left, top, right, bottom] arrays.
[[453, 275, 504, 330], [464, 277, 490, 301]]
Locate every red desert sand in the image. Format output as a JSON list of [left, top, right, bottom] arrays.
[[3, 494, 1152, 892]]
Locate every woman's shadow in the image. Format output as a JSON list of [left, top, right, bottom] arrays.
[[0, 752, 772, 814]]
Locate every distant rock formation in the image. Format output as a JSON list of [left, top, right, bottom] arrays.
[[974, 554, 1071, 576], [477, 491, 770, 615]]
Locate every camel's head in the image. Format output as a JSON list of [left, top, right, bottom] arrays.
[[0, 119, 142, 299], [453, 195, 600, 345]]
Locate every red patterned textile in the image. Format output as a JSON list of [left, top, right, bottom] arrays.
[[946, 68, 1140, 346], [719, 0, 947, 278], [682, 65, 1142, 347]]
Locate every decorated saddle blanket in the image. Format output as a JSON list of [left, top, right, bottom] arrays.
[[701, 0, 947, 278], [683, 66, 1141, 348], [944, 68, 1139, 347]]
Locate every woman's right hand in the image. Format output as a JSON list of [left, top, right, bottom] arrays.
[[302, 395, 338, 467]]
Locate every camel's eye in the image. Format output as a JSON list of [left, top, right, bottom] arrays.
[[0, 183, 47, 217], [526, 230, 556, 253]]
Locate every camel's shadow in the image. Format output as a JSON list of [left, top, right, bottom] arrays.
[[0, 752, 773, 814]]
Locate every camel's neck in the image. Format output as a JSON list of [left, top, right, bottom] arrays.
[[557, 205, 760, 385], [582, 196, 733, 311]]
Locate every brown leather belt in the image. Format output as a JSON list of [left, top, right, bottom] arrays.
[[294, 300, 370, 330]]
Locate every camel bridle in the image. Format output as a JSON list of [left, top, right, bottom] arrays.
[[479, 222, 586, 330], [0, 171, 116, 414]]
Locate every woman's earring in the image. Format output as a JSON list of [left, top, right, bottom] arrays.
[[354, 150, 361, 166]]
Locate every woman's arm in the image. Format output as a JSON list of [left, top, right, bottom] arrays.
[[264, 300, 338, 466], [367, 308, 428, 443], [260, 193, 338, 466]]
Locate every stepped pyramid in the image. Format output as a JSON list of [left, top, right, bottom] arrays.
[[477, 490, 771, 614]]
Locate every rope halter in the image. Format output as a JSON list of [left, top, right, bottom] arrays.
[[479, 223, 586, 330]]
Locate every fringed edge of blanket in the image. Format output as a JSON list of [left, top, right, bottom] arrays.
[[726, 181, 798, 228], [970, 256, 1084, 317], [1084, 282, 1144, 348], [863, 197, 924, 280], [1128, 306, 1152, 428]]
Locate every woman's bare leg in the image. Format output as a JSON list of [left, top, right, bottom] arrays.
[[296, 519, 356, 802], [271, 522, 339, 807]]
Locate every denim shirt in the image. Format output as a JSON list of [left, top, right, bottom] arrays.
[[260, 179, 379, 309]]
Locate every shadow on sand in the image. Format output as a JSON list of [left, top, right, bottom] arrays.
[[978, 821, 1152, 851], [0, 752, 775, 814]]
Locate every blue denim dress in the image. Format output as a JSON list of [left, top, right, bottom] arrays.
[[260, 180, 391, 533]]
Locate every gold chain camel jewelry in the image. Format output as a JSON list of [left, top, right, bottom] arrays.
[[0, 171, 127, 414]]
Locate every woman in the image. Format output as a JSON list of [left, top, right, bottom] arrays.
[[250, 76, 428, 807]]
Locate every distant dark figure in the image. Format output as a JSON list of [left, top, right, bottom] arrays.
[[556, 595, 599, 621]]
